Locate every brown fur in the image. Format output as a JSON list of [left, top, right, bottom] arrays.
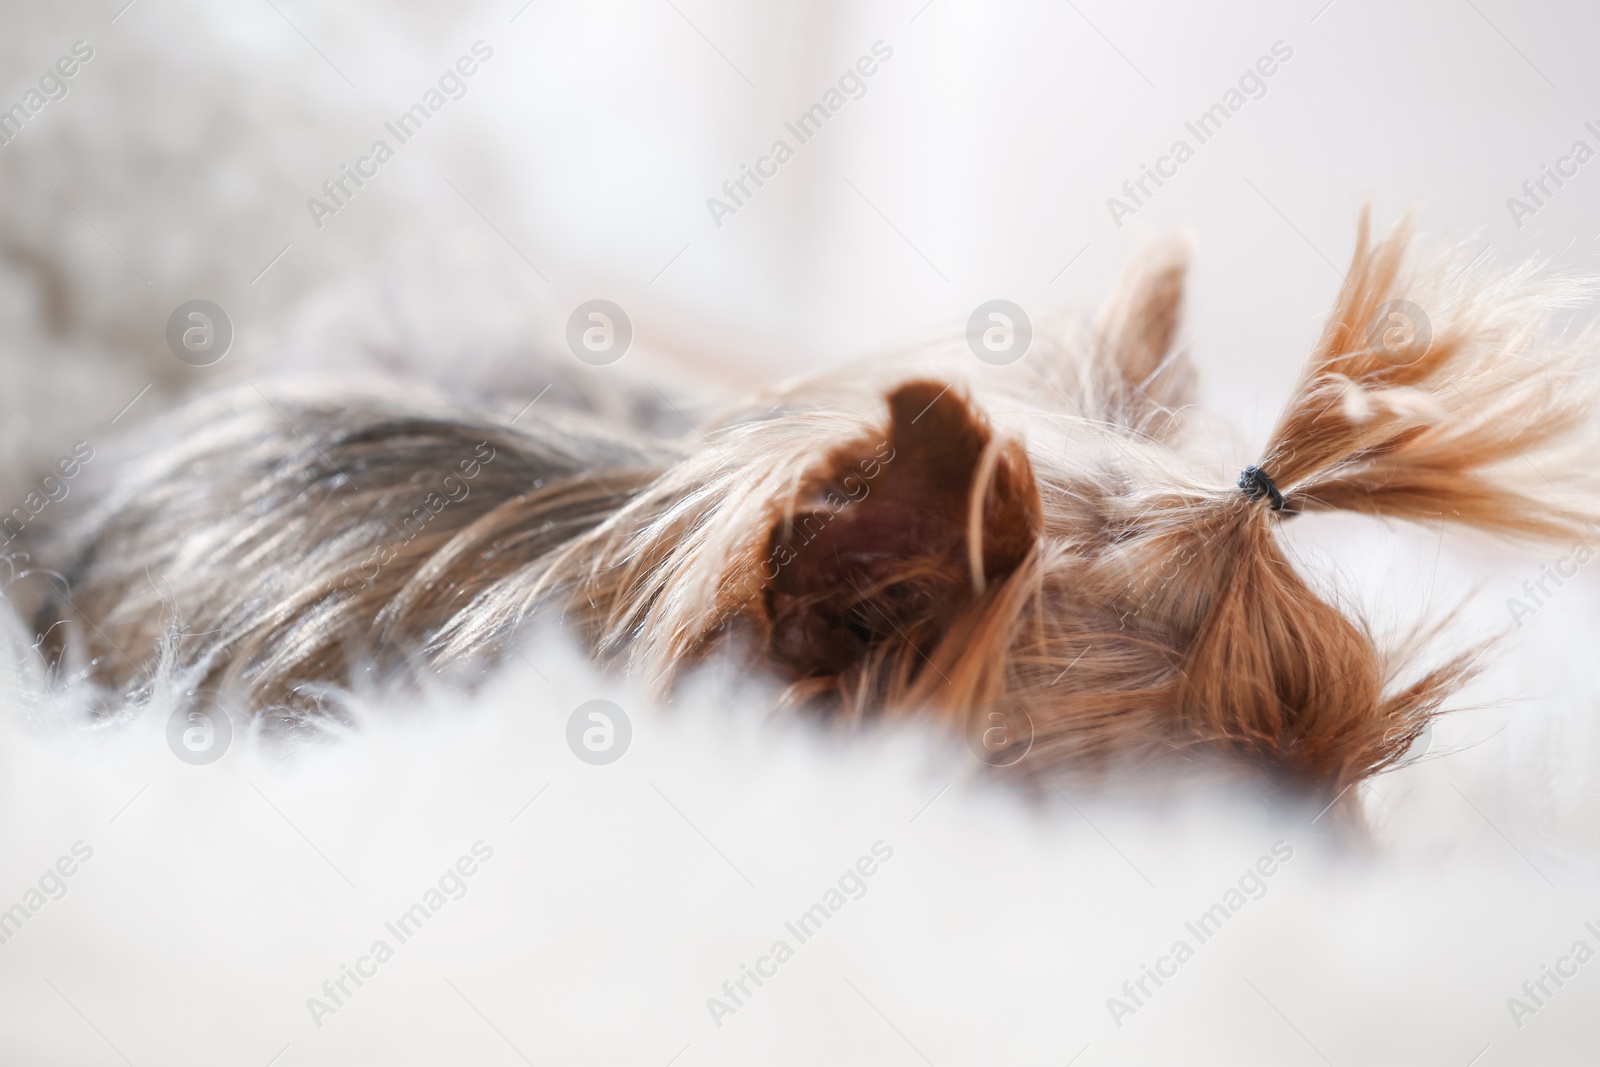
[[22, 212, 1600, 815]]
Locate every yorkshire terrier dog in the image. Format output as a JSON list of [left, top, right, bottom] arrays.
[[25, 213, 1600, 814]]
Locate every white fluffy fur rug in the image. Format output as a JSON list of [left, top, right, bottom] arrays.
[[2, 528, 1599, 1066]]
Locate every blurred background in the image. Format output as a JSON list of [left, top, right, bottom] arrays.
[[4, 1, 1600, 1064], [5, 0, 1600, 493]]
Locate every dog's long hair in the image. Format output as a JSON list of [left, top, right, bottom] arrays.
[[26, 213, 1600, 808]]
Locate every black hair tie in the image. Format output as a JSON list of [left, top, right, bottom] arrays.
[[1238, 465, 1296, 514]]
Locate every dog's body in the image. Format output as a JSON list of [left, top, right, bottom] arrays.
[[27, 215, 1600, 815]]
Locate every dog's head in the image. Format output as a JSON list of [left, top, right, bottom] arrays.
[[579, 213, 1600, 807]]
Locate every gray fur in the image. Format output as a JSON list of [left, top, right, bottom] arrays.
[[29, 382, 670, 719]]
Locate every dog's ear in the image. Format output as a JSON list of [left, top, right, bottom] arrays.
[[762, 380, 1040, 684], [1092, 237, 1196, 437]]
